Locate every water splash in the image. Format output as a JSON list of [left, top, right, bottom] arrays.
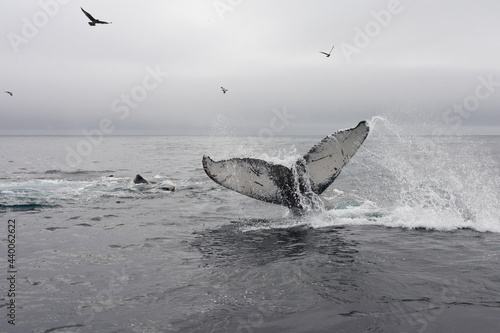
[[321, 115, 500, 232], [291, 158, 325, 213]]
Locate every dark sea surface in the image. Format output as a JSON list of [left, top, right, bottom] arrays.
[[1, 123, 499, 332]]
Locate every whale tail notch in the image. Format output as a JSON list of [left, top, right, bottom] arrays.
[[202, 121, 370, 209]]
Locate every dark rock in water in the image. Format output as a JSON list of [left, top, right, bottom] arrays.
[[133, 174, 149, 184]]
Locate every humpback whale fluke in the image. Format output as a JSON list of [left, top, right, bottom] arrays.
[[202, 121, 369, 209], [81, 7, 112, 26]]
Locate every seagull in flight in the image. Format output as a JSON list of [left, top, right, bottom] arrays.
[[221, 87, 228, 94], [81, 7, 112, 26], [320, 45, 335, 57], [4, 91, 13, 96]]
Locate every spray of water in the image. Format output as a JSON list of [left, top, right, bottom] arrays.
[[290, 158, 325, 213], [327, 114, 500, 232]]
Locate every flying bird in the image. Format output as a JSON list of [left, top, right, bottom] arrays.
[[221, 87, 228, 94], [320, 45, 335, 57], [81, 7, 112, 26], [4, 91, 13, 96]]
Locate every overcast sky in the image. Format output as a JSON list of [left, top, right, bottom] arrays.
[[1, 0, 499, 136]]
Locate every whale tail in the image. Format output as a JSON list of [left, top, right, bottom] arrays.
[[202, 121, 370, 209]]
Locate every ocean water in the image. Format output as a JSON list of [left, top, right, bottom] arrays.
[[1, 120, 500, 332]]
